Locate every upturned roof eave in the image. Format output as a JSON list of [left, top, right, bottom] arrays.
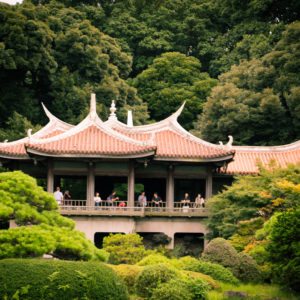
[[154, 153, 235, 163], [25, 147, 156, 159]]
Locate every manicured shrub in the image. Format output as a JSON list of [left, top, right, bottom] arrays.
[[237, 252, 262, 282], [137, 253, 171, 266], [182, 259, 239, 285], [202, 238, 240, 273], [135, 263, 179, 298], [202, 238, 262, 282], [0, 224, 108, 261], [150, 279, 193, 300], [182, 276, 209, 300], [171, 256, 199, 269], [181, 270, 220, 290], [103, 233, 146, 264], [109, 264, 143, 293], [0, 259, 128, 300]]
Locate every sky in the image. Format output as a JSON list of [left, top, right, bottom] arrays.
[[0, 0, 23, 4]]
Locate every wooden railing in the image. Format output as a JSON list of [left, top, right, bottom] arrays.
[[59, 200, 208, 217]]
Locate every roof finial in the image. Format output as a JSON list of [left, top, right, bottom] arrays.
[[109, 100, 117, 120], [127, 110, 133, 127], [27, 129, 32, 141], [226, 135, 233, 149], [171, 101, 186, 121], [90, 93, 97, 120]]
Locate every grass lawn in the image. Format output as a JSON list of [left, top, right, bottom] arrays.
[[207, 283, 299, 300]]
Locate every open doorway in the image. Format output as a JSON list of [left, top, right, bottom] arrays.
[[173, 233, 204, 257], [135, 178, 166, 203], [174, 179, 205, 204]]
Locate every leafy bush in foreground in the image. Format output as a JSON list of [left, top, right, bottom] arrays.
[[181, 270, 220, 290], [109, 264, 143, 294], [0, 259, 128, 300], [150, 279, 193, 300], [176, 257, 239, 285], [135, 264, 179, 298], [0, 224, 109, 261], [137, 253, 171, 266], [103, 233, 146, 264]]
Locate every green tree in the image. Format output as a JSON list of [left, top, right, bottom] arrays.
[[132, 52, 217, 129], [0, 112, 41, 142], [103, 233, 146, 265], [207, 163, 300, 239], [267, 209, 300, 291], [195, 22, 300, 145], [0, 171, 108, 260], [194, 82, 289, 145], [0, 1, 149, 136]]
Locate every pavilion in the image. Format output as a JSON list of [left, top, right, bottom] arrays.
[[1, 94, 299, 248]]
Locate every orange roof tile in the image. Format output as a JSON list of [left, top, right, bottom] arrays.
[[105, 104, 234, 161], [154, 129, 234, 160], [26, 124, 156, 158], [225, 141, 300, 174]]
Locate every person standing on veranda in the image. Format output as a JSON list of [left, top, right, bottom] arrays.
[[54, 187, 63, 206], [138, 191, 147, 207]]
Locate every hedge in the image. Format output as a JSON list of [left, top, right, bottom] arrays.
[[137, 253, 172, 266], [135, 263, 179, 298], [0, 259, 128, 300], [109, 264, 143, 294], [175, 257, 239, 285]]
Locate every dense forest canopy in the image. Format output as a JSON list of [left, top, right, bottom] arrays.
[[0, 0, 299, 145]]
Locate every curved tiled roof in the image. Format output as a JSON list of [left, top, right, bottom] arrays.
[[26, 124, 156, 158], [105, 103, 235, 161], [2, 95, 299, 171], [25, 95, 156, 158], [0, 104, 73, 159], [225, 141, 300, 174]]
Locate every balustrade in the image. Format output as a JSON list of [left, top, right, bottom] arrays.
[[59, 200, 208, 217]]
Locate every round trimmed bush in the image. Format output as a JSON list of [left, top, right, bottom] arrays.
[[181, 270, 220, 290], [202, 238, 240, 272], [237, 252, 262, 282], [150, 279, 193, 300], [109, 264, 143, 293], [179, 259, 239, 285], [182, 276, 209, 300], [137, 253, 171, 266], [171, 256, 199, 269], [135, 263, 179, 298], [0, 259, 128, 300]]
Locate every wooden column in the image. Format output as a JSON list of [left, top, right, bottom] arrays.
[[205, 167, 213, 199], [128, 160, 135, 207], [87, 163, 95, 207], [166, 165, 174, 208], [47, 160, 54, 193]]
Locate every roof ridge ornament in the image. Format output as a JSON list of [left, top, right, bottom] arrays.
[[109, 100, 117, 120], [90, 93, 97, 121], [226, 135, 233, 149], [171, 101, 186, 120], [220, 135, 233, 149], [42, 102, 57, 122], [127, 110, 133, 127], [27, 129, 32, 141]]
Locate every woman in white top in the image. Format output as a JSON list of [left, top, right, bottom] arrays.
[[94, 192, 102, 207]]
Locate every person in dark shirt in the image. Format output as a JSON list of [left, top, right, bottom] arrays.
[[107, 191, 119, 206], [152, 192, 162, 207]]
